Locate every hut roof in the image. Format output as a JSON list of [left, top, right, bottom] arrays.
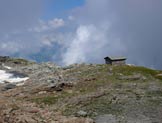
[[104, 56, 127, 61]]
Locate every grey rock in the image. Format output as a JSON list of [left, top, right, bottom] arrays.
[[126, 115, 152, 123], [156, 73, 162, 77], [95, 114, 117, 123], [62, 66, 73, 70], [3, 84, 16, 91], [76, 110, 87, 117], [0, 56, 10, 62], [47, 81, 73, 92]]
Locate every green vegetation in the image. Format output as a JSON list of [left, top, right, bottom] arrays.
[[146, 90, 162, 97], [112, 65, 161, 79], [32, 96, 59, 105], [31, 91, 77, 105], [30, 64, 162, 118], [63, 95, 123, 117], [8, 57, 35, 65]]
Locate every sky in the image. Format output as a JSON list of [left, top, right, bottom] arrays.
[[0, 0, 162, 69]]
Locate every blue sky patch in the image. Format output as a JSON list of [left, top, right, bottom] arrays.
[[43, 0, 85, 20]]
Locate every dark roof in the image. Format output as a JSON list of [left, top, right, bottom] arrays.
[[104, 56, 127, 61]]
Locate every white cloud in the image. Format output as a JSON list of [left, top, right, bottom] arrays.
[[48, 18, 65, 29], [1, 0, 162, 69], [62, 24, 126, 65], [29, 20, 49, 32], [0, 41, 22, 54], [29, 18, 65, 32], [40, 31, 70, 48], [62, 25, 90, 65], [61, 0, 162, 69], [68, 16, 75, 21]]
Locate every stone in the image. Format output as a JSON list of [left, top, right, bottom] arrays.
[[95, 114, 117, 123], [27, 108, 39, 113], [38, 91, 47, 94], [48, 82, 73, 92], [3, 84, 16, 91], [53, 115, 94, 123], [156, 73, 162, 76], [76, 110, 87, 117]]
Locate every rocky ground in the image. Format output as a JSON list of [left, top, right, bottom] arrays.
[[0, 56, 162, 123]]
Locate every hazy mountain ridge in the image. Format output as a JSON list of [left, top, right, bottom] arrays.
[[0, 56, 162, 123]]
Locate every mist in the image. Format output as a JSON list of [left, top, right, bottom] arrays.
[[62, 0, 162, 69], [0, 0, 43, 56]]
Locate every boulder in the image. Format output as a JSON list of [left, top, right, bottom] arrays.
[[3, 84, 16, 91], [76, 110, 87, 117]]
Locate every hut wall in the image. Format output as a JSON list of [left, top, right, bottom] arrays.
[[112, 60, 126, 65], [105, 59, 112, 64]]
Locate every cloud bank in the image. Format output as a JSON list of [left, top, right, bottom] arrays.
[[0, 0, 65, 58], [0, 0, 42, 33], [0, 0, 43, 55], [0, 0, 162, 69], [62, 0, 162, 69], [62, 25, 126, 65]]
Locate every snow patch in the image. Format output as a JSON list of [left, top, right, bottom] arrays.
[[0, 70, 29, 84], [2, 64, 12, 70]]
